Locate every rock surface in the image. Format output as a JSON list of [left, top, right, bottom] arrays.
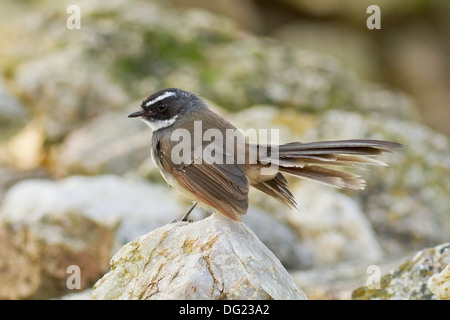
[[0, 175, 310, 270], [306, 109, 450, 253], [284, 182, 383, 265], [291, 257, 403, 300], [0, 199, 117, 300], [242, 206, 313, 269], [13, 48, 128, 142], [0, 76, 28, 141], [428, 264, 450, 300], [57, 106, 150, 175], [352, 243, 450, 300], [93, 213, 306, 300], [0, 175, 185, 243], [56, 289, 93, 300]]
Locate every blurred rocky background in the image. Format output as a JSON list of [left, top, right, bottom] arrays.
[[0, 0, 448, 299]]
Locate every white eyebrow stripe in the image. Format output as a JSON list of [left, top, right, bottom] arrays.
[[145, 91, 177, 107]]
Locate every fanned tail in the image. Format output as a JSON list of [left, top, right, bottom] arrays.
[[251, 139, 403, 206]]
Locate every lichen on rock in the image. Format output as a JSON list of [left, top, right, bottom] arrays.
[[93, 213, 306, 300]]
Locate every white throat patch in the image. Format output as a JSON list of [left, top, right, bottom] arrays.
[[142, 115, 178, 132], [145, 91, 177, 107]]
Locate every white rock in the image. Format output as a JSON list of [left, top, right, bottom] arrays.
[[1, 175, 312, 270], [353, 243, 450, 300], [428, 263, 450, 300], [0, 201, 117, 299], [55, 289, 93, 300], [284, 181, 383, 265], [0, 175, 186, 242], [13, 48, 128, 141], [58, 107, 150, 175], [243, 207, 313, 269], [93, 213, 307, 300]]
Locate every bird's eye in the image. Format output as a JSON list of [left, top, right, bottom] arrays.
[[157, 102, 166, 111]]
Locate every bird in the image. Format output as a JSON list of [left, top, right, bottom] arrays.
[[128, 88, 402, 222]]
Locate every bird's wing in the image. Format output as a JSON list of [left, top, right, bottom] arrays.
[[156, 131, 249, 221]]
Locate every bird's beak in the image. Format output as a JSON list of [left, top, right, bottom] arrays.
[[128, 110, 145, 118]]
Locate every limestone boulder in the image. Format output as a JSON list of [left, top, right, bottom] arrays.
[[0, 175, 186, 243], [428, 261, 450, 300], [93, 213, 306, 300], [352, 243, 450, 300], [0, 202, 117, 299]]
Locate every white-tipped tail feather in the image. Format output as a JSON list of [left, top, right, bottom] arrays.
[[251, 139, 402, 208]]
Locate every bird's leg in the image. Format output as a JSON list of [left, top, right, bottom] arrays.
[[181, 202, 197, 222]]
